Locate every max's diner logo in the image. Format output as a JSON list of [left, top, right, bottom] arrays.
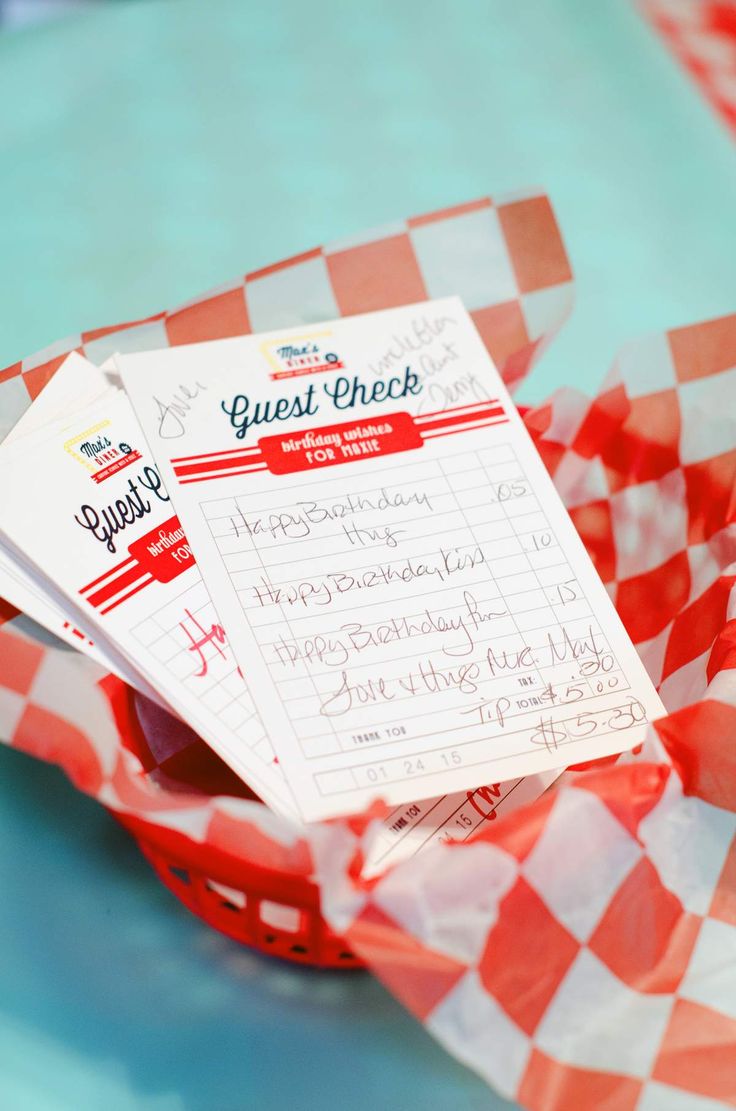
[[64, 419, 142, 484], [261, 330, 344, 380]]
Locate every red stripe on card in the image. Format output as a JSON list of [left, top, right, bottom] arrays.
[[99, 575, 155, 615], [174, 452, 265, 478], [415, 400, 500, 423], [172, 402, 503, 467], [173, 403, 506, 485], [86, 564, 149, 608], [417, 405, 506, 434], [63, 622, 88, 642], [171, 444, 263, 464], [179, 464, 269, 484], [79, 556, 136, 595], [421, 416, 509, 439]]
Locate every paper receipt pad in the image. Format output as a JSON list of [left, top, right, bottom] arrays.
[[118, 298, 665, 822]]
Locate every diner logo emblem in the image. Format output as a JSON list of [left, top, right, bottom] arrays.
[[261, 330, 344, 380], [64, 419, 142, 484]]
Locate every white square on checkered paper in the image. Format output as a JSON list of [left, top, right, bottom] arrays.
[[410, 208, 518, 311], [534, 949, 674, 1076], [636, 625, 671, 690], [610, 469, 688, 580], [521, 282, 574, 344], [245, 255, 339, 333], [687, 539, 731, 607], [374, 841, 518, 965], [679, 365, 736, 465], [522, 789, 642, 942], [615, 331, 677, 399], [29, 653, 119, 776], [678, 916, 736, 1020], [0, 685, 26, 739], [657, 649, 710, 714], [324, 220, 408, 255], [639, 775, 736, 916], [308, 822, 369, 935], [83, 319, 169, 363], [22, 334, 83, 372], [553, 453, 609, 510], [0, 374, 35, 440], [426, 970, 531, 1099]]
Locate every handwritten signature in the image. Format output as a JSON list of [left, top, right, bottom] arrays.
[[366, 313, 457, 378], [154, 381, 207, 439]]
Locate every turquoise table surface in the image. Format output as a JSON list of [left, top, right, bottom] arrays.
[[1, 2, 735, 1109]]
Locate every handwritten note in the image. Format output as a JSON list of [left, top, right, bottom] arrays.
[[119, 298, 664, 822]]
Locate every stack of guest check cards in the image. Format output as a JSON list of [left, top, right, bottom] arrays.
[[0, 298, 665, 862]]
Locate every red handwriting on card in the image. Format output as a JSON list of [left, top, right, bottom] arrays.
[[178, 607, 227, 677]]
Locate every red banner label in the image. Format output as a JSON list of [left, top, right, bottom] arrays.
[[127, 515, 194, 583], [258, 411, 423, 474]]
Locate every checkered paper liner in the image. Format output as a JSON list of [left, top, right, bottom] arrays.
[[2, 192, 735, 1109], [643, 0, 736, 133]]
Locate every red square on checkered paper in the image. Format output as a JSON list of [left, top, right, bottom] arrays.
[[325, 234, 428, 317], [589, 856, 701, 993], [166, 287, 250, 346], [479, 877, 580, 1035], [669, 314, 736, 384], [497, 196, 572, 294]]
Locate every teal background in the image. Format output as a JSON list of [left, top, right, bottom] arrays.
[[1, 1, 735, 1109]]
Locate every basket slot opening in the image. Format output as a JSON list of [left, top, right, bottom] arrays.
[[205, 879, 247, 911], [259, 900, 302, 933], [168, 865, 191, 885]]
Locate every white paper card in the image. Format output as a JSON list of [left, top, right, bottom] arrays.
[[0, 386, 297, 819], [0, 354, 118, 664], [119, 298, 665, 822]]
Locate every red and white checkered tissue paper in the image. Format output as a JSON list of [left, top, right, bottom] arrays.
[[644, 0, 736, 133], [2, 192, 735, 1110]]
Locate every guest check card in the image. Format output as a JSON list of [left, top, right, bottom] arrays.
[[0, 354, 117, 665], [118, 298, 665, 823], [0, 386, 296, 819]]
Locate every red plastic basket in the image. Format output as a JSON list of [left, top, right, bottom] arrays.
[[116, 813, 362, 968], [109, 683, 362, 969]]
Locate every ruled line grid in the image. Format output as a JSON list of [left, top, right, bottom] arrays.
[[198, 445, 641, 795], [128, 578, 270, 757]]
